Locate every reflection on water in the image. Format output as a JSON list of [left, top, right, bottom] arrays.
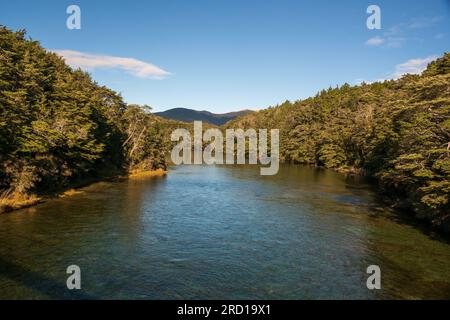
[[0, 165, 449, 299]]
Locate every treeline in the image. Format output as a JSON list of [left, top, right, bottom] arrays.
[[0, 26, 167, 207], [226, 54, 450, 231]]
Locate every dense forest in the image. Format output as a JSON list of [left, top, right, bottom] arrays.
[[0, 26, 168, 211], [226, 54, 450, 231]]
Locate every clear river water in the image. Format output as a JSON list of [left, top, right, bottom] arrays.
[[0, 165, 449, 299]]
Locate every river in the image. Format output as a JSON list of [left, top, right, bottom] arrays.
[[0, 165, 449, 299]]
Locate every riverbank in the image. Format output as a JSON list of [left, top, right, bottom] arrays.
[[0, 169, 168, 214], [128, 168, 167, 178], [0, 191, 43, 213]]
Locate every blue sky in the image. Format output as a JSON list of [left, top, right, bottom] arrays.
[[1, 0, 449, 113]]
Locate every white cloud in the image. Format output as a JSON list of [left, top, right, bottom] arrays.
[[366, 36, 385, 46], [52, 50, 170, 79], [392, 55, 439, 79], [385, 36, 407, 48]]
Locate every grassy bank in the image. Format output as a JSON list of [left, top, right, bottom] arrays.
[[0, 169, 167, 214], [129, 168, 167, 178], [0, 190, 42, 213]]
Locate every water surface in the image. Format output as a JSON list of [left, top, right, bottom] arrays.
[[0, 165, 449, 299]]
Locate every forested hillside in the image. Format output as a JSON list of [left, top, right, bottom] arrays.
[[226, 54, 450, 231], [0, 27, 167, 211]]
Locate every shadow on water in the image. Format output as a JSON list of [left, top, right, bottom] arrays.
[[0, 256, 97, 299], [341, 171, 450, 244], [0, 176, 168, 300], [377, 206, 450, 244]]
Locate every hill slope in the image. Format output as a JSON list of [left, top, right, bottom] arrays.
[[155, 108, 253, 125]]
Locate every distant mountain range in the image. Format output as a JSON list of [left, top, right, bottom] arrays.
[[155, 108, 254, 126]]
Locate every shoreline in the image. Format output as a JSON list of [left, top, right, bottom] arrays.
[[1, 164, 448, 235], [0, 169, 168, 214], [128, 168, 167, 178], [0, 194, 43, 214]]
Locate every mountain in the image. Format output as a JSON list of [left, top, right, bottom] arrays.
[[155, 108, 254, 126]]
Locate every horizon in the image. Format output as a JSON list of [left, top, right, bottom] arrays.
[[1, 0, 449, 113]]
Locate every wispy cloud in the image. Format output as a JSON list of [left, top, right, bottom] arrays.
[[364, 16, 443, 48], [52, 50, 170, 79], [366, 36, 384, 46], [364, 35, 405, 48], [407, 16, 443, 29], [392, 55, 439, 79]]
